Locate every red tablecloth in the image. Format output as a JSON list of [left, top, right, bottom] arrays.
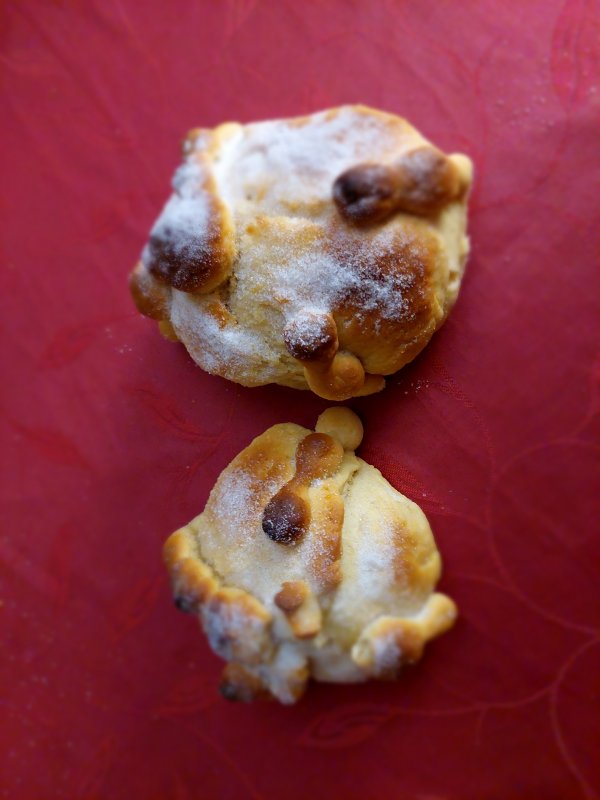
[[2, 1, 599, 798]]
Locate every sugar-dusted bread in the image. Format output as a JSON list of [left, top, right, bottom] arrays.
[[131, 105, 472, 400], [164, 408, 457, 703]]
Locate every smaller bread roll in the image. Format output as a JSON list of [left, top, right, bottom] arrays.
[[164, 408, 457, 704]]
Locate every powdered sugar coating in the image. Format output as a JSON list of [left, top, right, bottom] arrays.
[[196, 450, 352, 606], [212, 107, 410, 215], [171, 291, 281, 385], [371, 629, 402, 673], [236, 223, 423, 323], [143, 160, 212, 269]]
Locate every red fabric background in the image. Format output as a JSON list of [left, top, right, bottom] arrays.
[[1, 1, 599, 798]]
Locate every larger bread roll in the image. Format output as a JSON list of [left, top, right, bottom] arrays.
[[130, 105, 472, 400], [164, 408, 457, 704]]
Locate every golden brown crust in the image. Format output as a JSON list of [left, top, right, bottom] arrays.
[[130, 106, 472, 399], [205, 296, 236, 329], [351, 593, 457, 678], [274, 581, 305, 612], [327, 215, 446, 376], [163, 525, 273, 664], [296, 432, 344, 480], [231, 422, 301, 488], [219, 662, 271, 702], [306, 485, 345, 592], [158, 320, 179, 341], [164, 527, 218, 612], [303, 351, 385, 401], [261, 432, 344, 545], [333, 146, 464, 223], [315, 407, 364, 451], [392, 146, 464, 215], [203, 586, 273, 665], [274, 580, 322, 639], [129, 261, 170, 321]]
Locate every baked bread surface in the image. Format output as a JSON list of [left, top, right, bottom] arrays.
[[131, 105, 472, 400], [164, 408, 457, 703]]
